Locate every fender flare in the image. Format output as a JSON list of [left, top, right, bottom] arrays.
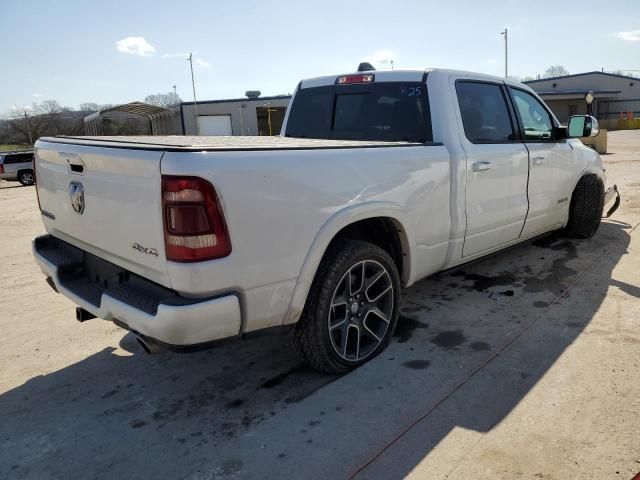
[[282, 201, 415, 325], [574, 166, 606, 189], [569, 167, 606, 204]]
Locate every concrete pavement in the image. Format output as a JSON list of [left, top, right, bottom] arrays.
[[1, 131, 639, 479]]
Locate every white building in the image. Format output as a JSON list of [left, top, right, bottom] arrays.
[[179, 95, 290, 136]]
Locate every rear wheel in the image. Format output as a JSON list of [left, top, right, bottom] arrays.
[[563, 175, 604, 239], [291, 239, 400, 373], [18, 170, 34, 186]]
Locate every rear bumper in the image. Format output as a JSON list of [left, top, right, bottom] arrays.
[[0, 173, 17, 180], [32, 235, 241, 346]]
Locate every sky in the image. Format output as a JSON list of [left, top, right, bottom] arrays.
[[1, 0, 639, 114]]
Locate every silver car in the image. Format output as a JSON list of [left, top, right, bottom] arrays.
[[0, 151, 35, 185]]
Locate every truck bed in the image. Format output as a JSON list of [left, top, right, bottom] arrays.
[[41, 135, 431, 152]]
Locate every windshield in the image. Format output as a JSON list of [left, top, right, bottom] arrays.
[[285, 82, 432, 142]]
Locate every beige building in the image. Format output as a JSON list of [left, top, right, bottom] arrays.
[[524, 71, 639, 126]]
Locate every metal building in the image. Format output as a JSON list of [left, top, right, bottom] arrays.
[[524, 72, 639, 127], [180, 95, 290, 136], [84, 102, 181, 136]]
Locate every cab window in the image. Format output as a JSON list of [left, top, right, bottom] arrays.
[[510, 89, 554, 141], [456, 81, 515, 143]]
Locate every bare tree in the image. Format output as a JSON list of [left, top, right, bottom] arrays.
[[5, 106, 49, 145], [3, 100, 84, 145], [543, 65, 570, 78], [144, 92, 182, 108], [79, 103, 100, 112]]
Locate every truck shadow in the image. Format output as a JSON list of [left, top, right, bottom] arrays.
[[0, 221, 632, 479]]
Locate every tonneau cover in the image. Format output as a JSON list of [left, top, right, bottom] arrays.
[[39, 135, 424, 151]]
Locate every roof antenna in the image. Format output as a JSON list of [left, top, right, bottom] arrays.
[[357, 62, 375, 72]]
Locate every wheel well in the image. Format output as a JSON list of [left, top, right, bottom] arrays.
[[17, 168, 33, 176], [572, 173, 604, 199], [329, 217, 405, 279]]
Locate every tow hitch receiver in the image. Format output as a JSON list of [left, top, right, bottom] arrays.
[[604, 185, 620, 218]]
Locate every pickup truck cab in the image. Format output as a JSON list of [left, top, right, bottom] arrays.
[[33, 67, 619, 373]]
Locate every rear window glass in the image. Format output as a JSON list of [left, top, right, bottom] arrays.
[[3, 153, 34, 164], [285, 82, 432, 142]]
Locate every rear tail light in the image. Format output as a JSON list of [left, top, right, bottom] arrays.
[[0, 165, 4, 174], [336, 73, 375, 85], [161, 175, 231, 262]]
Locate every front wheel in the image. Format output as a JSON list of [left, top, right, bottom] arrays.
[[18, 170, 34, 186], [291, 239, 401, 374], [563, 175, 604, 239]]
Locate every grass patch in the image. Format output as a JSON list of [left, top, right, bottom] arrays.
[[0, 144, 31, 151]]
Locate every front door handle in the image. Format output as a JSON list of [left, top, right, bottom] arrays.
[[532, 156, 546, 165], [472, 161, 492, 172]]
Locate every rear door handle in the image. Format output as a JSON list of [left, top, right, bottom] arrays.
[[472, 161, 492, 172], [532, 156, 546, 165]]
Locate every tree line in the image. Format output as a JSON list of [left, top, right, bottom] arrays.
[[1, 92, 181, 146]]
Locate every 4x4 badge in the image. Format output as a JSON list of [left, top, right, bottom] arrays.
[[132, 243, 159, 257]]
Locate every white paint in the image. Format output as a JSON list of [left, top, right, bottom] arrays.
[[33, 68, 609, 347]]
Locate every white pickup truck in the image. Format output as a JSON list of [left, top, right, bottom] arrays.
[[33, 67, 620, 373]]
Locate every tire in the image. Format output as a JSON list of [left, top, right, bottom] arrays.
[[563, 175, 604, 239], [18, 170, 34, 186], [291, 239, 401, 374]]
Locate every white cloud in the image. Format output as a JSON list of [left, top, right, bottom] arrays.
[[32, 93, 42, 97], [195, 58, 211, 68], [116, 37, 155, 56], [161, 52, 189, 59], [366, 49, 394, 68], [616, 30, 640, 42]]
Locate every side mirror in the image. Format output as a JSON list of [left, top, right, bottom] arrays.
[[567, 115, 599, 138]]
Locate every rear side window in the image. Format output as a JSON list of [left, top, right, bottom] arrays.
[[456, 82, 515, 143], [286, 82, 431, 142], [4, 153, 34, 164]]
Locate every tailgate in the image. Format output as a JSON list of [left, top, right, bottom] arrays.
[[35, 140, 170, 287]]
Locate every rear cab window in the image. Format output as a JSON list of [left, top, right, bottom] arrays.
[[455, 81, 516, 143], [285, 80, 432, 143], [3, 153, 34, 164]]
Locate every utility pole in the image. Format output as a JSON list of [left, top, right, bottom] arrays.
[[187, 53, 200, 135], [23, 111, 33, 146], [390, 60, 394, 71], [501, 28, 508, 78], [238, 104, 246, 136]]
